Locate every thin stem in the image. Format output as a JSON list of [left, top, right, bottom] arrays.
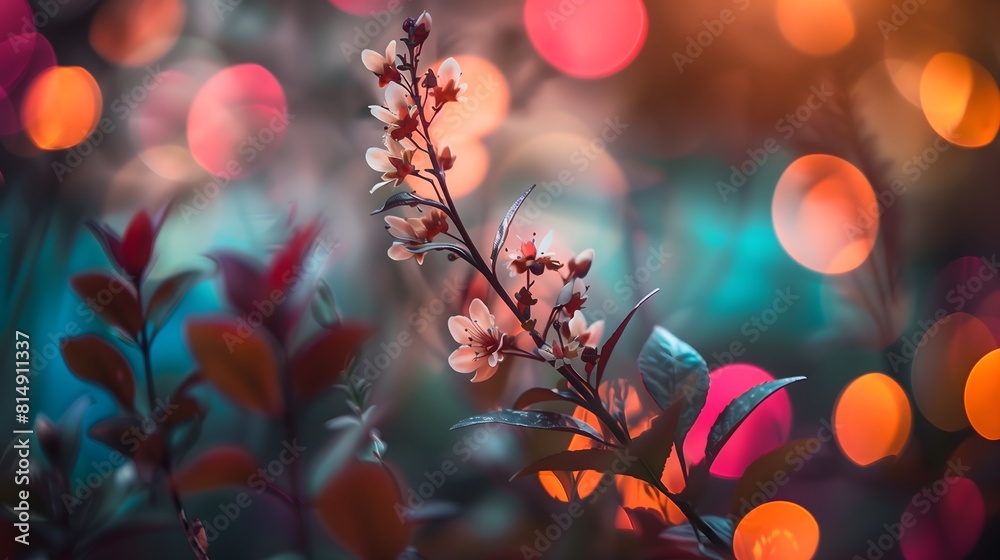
[[393, 38, 730, 558], [136, 281, 209, 560], [640, 461, 730, 553], [280, 362, 314, 560], [405, 43, 522, 322]]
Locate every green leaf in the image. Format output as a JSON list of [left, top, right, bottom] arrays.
[[308, 422, 368, 496], [593, 289, 659, 387], [490, 184, 535, 269], [405, 242, 474, 264], [512, 387, 587, 410], [512, 403, 682, 487], [450, 409, 609, 445], [658, 515, 734, 560], [626, 400, 682, 483], [705, 377, 806, 467], [512, 448, 620, 480], [370, 191, 448, 215], [637, 326, 710, 463], [728, 439, 811, 519], [61, 335, 136, 412], [638, 326, 708, 410], [186, 318, 283, 416], [310, 278, 338, 328]]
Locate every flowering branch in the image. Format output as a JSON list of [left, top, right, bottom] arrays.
[[362, 12, 805, 555]]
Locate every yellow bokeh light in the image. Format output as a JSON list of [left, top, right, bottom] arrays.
[[22, 66, 102, 151], [965, 349, 1000, 440], [833, 373, 911, 466], [776, 0, 855, 56], [772, 154, 878, 275], [734, 501, 819, 560], [919, 53, 1000, 147]]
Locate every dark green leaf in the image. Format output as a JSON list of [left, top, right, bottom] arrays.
[[705, 377, 806, 467], [637, 326, 708, 411], [637, 326, 710, 465], [594, 289, 659, 387], [626, 400, 683, 483], [512, 448, 620, 480], [406, 242, 474, 264], [658, 515, 734, 560], [370, 191, 449, 215], [310, 278, 338, 328], [490, 184, 535, 270], [729, 439, 811, 519], [512, 403, 681, 486], [450, 409, 608, 445], [512, 387, 586, 410]]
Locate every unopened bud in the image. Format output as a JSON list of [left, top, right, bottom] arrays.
[[439, 145, 456, 171]]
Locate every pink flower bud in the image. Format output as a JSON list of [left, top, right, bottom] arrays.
[[569, 248, 595, 278]]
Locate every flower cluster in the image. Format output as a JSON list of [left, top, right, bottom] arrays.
[[362, 14, 804, 555]]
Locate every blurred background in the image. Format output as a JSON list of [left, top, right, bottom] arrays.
[[2, 0, 1000, 558]]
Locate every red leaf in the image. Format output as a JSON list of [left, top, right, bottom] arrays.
[[186, 319, 283, 416], [151, 198, 175, 237], [161, 394, 205, 430], [122, 211, 153, 279], [210, 251, 267, 316], [88, 415, 164, 483], [86, 220, 125, 269], [315, 460, 411, 560], [173, 446, 259, 494], [266, 219, 321, 294], [71, 273, 144, 339], [89, 416, 141, 456], [62, 335, 136, 412], [146, 269, 205, 333], [290, 322, 372, 399]]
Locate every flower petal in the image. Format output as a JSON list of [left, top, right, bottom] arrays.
[[385, 215, 416, 239], [369, 105, 397, 124], [437, 57, 461, 85], [468, 298, 493, 326], [470, 363, 499, 383], [448, 346, 480, 374], [584, 321, 604, 347], [361, 49, 386, 73], [370, 179, 393, 194], [387, 242, 414, 261], [385, 40, 397, 65], [366, 147, 392, 172], [448, 315, 475, 344], [568, 311, 587, 339], [384, 82, 409, 113]]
